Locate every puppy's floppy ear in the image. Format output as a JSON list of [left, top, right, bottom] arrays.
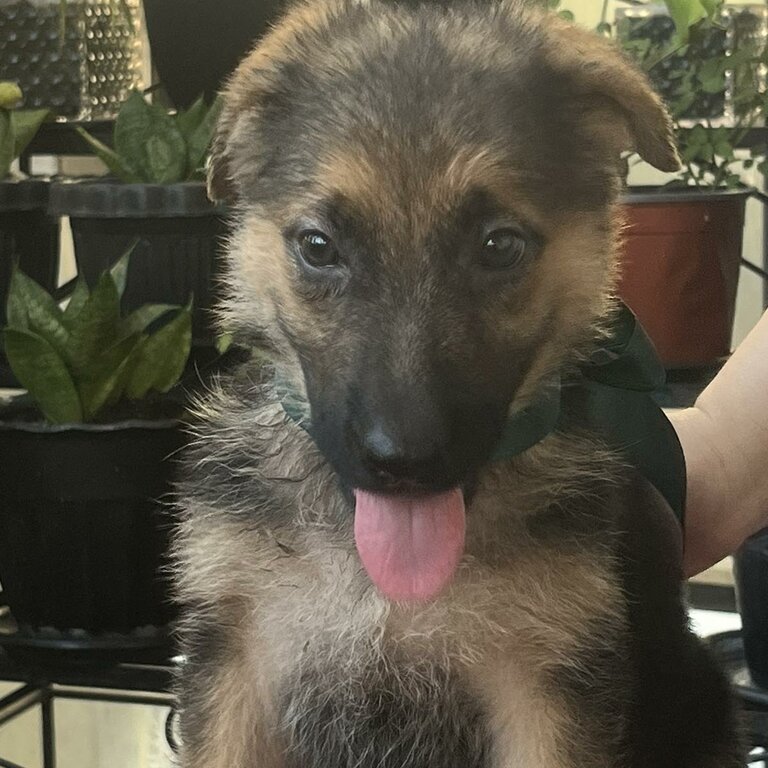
[[206, 0, 334, 204], [546, 19, 681, 172], [206, 68, 270, 204]]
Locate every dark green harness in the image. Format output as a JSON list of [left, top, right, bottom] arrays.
[[278, 304, 686, 526], [491, 305, 686, 525]]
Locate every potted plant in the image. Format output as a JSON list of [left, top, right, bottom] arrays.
[[0, 82, 56, 385], [614, 2, 767, 368], [49, 90, 225, 347], [0, 250, 191, 660], [0, 0, 143, 120]]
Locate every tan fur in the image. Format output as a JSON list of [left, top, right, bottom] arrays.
[[543, 19, 680, 172], [507, 209, 622, 408], [177, 610, 284, 767]]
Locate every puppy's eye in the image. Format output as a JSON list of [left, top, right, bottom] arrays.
[[479, 228, 529, 270], [298, 230, 339, 269]]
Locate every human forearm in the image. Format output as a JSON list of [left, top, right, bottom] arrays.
[[667, 309, 768, 577]]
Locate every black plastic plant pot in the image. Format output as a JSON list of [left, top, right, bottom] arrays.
[[49, 179, 227, 345], [0, 179, 60, 382], [734, 528, 768, 690], [143, 0, 286, 109], [0, 416, 186, 645]]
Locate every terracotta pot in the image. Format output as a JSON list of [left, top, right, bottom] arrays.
[[618, 187, 749, 369]]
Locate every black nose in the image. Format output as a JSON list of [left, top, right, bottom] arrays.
[[354, 417, 449, 486]]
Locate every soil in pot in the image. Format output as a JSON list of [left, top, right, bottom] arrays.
[[618, 187, 748, 369]]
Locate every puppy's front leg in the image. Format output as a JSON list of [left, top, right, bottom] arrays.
[[176, 612, 284, 768], [475, 655, 625, 768]]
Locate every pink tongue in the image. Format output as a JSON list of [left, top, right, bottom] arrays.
[[353, 487, 466, 603]]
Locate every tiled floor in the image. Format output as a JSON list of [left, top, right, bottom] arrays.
[[0, 686, 173, 768]]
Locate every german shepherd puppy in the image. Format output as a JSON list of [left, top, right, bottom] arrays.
[[174, 1, 742, 765]]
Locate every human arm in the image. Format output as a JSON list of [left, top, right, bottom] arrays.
[[666, 309, 768, 577]]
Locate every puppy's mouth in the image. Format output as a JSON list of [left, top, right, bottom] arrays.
[[353, 487, 466, 603]]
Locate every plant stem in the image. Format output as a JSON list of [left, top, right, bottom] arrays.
[[58, 0, 66, 50], [599, 0, 610, 27]]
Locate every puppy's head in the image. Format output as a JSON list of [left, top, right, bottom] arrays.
[[211, 0, 677, 599]]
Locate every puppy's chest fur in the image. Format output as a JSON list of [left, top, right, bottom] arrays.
[[179, 391, 632, 768], [268, 541, 626, 768]]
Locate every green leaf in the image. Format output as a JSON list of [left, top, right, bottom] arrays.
[[175, 96, 208, 142], [215, 332, 233, 355], [75, 126, 140, 182], [714, 140, 734, 160], [114, 91, 186, 184], [63, 277, 90, 322], [663, 0, 707, 41], [185, 97, 221, 179], [671, 91, 697, 119], [622, 38, 653, 65], [125, 307, 191, 399], [3, 328, 82, 424], [696, 58, 726, 95], [5, 266, 27, 329], [109, 246, 134, 299], [0, 110, 13, 179], [557, 9, 574, 22], [7, 267, 70, 357], [119, 303, 178, 338], [63, 271, 121, 374], [78, 333, 142, 420], [688, 124, 708, 146], [11, 109, 50, 158], [681, 143, 700, 163], [596, 22, 612, 36]]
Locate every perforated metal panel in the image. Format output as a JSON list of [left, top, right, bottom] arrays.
[[0, 0, 145, 120]]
